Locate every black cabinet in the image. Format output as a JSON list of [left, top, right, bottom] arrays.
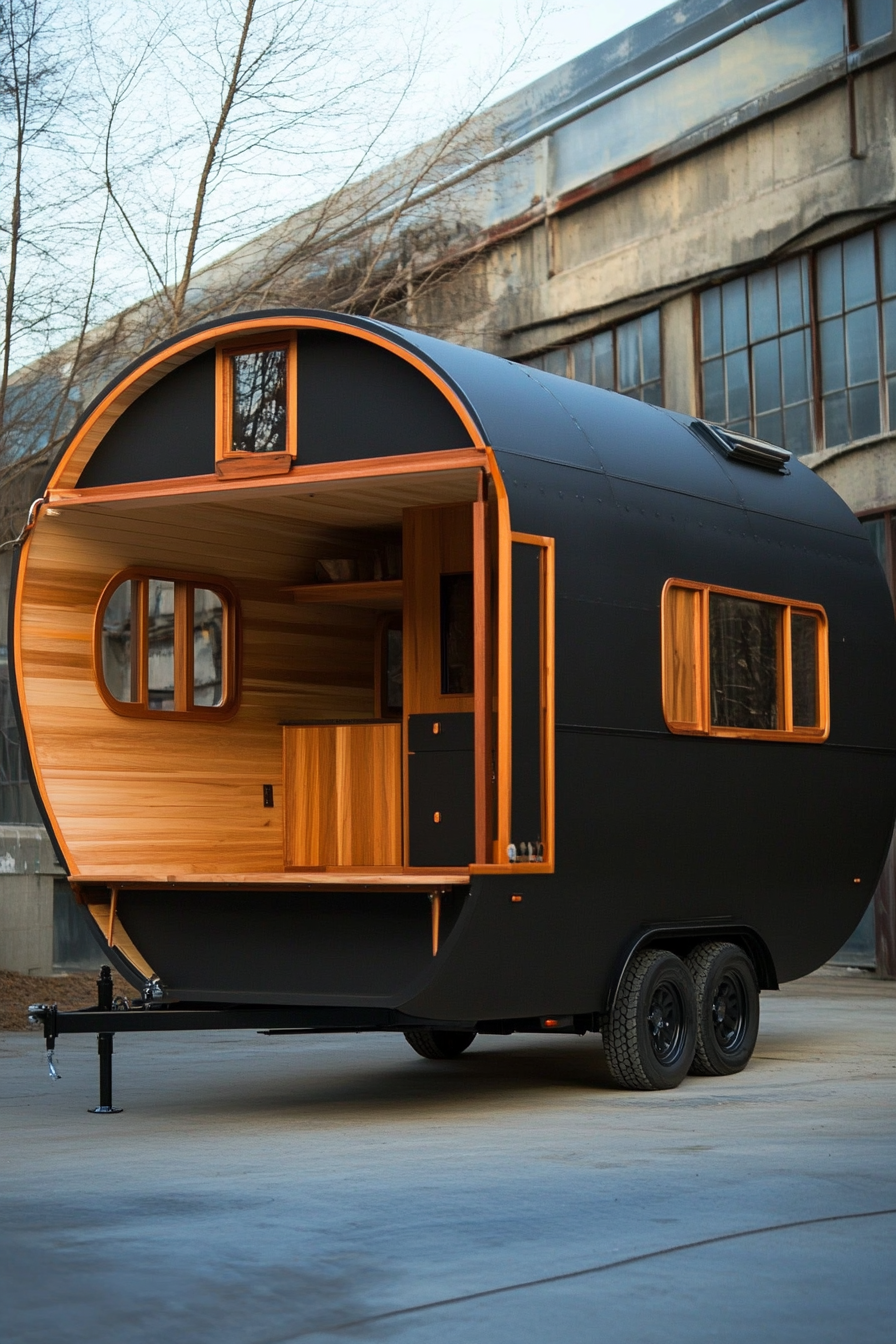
[[407, 713, 475, 866]]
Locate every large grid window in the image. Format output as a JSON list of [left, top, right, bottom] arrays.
[[524, 310, 662, 405], [700, 258, 814, 456], [818, 222, 896, 448]]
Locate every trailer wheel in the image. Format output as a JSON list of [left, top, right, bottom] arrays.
[[685, 941, 759, 1076], [404, 1029, 477, 1060], [603, 949, 697, 1090]]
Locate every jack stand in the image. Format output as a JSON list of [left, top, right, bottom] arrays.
[[89, 967, 122, 1114]]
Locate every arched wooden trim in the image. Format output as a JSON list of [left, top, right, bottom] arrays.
[[49, 316, 488, 490]]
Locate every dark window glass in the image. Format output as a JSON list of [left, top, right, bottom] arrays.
[[701, 259, 813, 455], [791, 613, 819, 728], [193, 588, 223, 707], [101, 580, 137, 703], [709, 593, 781, 730], [231, 348, 287, 454], [147, 578, 175, 711], [385, 627, 403, 713], [440, 572, 474, 695], [854, 0, 892, 45]]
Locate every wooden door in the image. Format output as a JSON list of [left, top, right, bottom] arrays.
[[283, 722, 402, 867]]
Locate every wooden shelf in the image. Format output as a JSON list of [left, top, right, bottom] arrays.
[[283, 578, 403, 610]]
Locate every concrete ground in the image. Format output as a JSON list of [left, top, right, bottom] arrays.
[[1, 968, 894, 1344]]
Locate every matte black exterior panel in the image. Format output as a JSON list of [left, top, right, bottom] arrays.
[[76, 351, 216, 487], [296, 329, 470, 462], [408, 714, 476, 866]]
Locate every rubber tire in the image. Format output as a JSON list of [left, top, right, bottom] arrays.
[[404, 1029, 477, 1060], [685, 941, 760, 1077], [603, 949, 697, 1091]]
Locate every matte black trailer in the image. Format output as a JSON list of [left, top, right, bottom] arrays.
[[13, 308, 896, 1099]]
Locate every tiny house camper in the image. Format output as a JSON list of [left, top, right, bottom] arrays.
[[12, 310, 896, 1093]]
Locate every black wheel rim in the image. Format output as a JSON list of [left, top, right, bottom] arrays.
[[646, 980, 685, 1065], [710, 970, 748, 1054]]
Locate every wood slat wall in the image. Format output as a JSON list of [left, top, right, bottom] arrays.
[[18, 500, 383, 875]]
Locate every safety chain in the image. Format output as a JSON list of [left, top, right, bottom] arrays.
[[0, 496, 48, 553]]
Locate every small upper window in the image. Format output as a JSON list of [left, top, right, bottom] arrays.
[[216, 335, 297, 474], [662, 580, 828, 741], [96, 571, 239, 718]]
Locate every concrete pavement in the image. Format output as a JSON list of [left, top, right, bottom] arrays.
[[1, 967, 894, 1342]]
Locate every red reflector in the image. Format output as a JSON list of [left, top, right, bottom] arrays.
[[544, 1018, 559, 1028]]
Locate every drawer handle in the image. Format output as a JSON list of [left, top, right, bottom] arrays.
[[433, 811, 441, 823]]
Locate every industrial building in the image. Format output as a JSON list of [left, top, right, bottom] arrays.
[[2, 0, 895, 974]]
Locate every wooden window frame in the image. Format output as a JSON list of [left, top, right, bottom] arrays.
[[94, 567, 241, 720], [661, 578, 829, 742], [215, 334, 297, 478]]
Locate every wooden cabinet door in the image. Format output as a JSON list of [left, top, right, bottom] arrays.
[[284, 723, 401, 867]]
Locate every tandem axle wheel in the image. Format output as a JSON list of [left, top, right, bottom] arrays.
[[602, 942, 760, 1091]]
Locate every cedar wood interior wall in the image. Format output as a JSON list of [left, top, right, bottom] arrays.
[[18, 498, 382, 874]]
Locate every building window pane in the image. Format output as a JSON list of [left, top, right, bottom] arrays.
[[845, 304, 881, 388], [881, 222, 896, 298], [193, 589, 224, 707], [701, 260, 813, 455], [749, 269, 778, 342], [855, 0, 892, 45], [849, 381, 881, 441], [818, 228, 890, 447], [709, 593, 781, 731], [572, 338, 593, 383], [843, 232, 877, 310], [231, 348, 288, 454], [817, 246, 843, 319], [701, 288, 722, 358], [725, 349, 750, 423], [752, 338, 780, 413], [547, 311, 661, 403], [778, 257, 808, 331], [703, 357, 725, 421], [593, 331, 614, 388], [101, 580, 137, 703], [791, 613, 819, 729], [722, 279, 748, 352]]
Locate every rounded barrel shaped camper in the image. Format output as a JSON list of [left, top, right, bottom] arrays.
[[12, 309, 896, 1089]]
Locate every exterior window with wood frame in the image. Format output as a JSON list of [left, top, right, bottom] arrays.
[[215, 336, 297, 473], [662, 580, 829, 741], [95, 571, 239, 719]]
